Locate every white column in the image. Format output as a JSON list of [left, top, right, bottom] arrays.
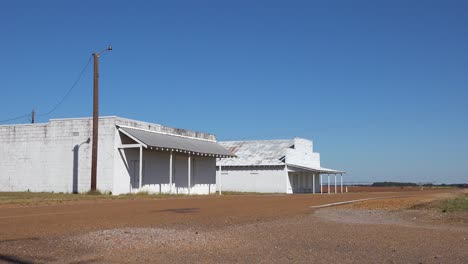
[[334, 175, 337, 194], [139, 146, 143, 190], [328, 175, 330, 194], [285, 165, 290, 194], [188, 155, 191, 194], [313, 173, 316, 194], [341, 174, 343, 193], [169, 151, 173, 194], [320, 174, 323, 194], [218, 163, 222, 195]]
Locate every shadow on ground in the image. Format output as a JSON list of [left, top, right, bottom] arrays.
[[154, 208, 200, 213]]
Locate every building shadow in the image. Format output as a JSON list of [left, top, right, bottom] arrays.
[[72, 138, 90, 194], [0, 254, 38, 264]]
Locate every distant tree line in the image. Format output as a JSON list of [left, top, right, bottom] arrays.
[[371, 182, 466, 188], [372, 182, 418, 187]]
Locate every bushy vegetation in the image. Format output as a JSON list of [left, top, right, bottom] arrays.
[[439, 194, 468, 213]]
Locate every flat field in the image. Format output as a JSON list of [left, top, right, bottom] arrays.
[[0, 188, 466, 263]]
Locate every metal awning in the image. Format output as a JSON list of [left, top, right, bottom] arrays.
[[118, 126, 236, 158], [286, 163, 345, 174]]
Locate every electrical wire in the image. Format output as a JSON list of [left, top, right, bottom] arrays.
[[0, 55, 92, 124], [37, 55, 92, 117], [0, 113, 31, 124]]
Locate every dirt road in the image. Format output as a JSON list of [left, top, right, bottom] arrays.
[[0, 189, 466, 263]]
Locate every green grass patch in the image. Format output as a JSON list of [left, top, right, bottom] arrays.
[[439, 194, 468, 212]]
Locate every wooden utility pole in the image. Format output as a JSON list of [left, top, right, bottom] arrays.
[[90, 45, 112, 192], [91, 52, 99, 192]]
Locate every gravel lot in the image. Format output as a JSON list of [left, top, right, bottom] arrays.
[[0, 189, 466, 263]]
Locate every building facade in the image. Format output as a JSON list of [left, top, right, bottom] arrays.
[[0, 116, 234, 195], [217, 138, 344, 194]]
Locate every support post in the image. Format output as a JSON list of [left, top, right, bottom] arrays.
[[328, 175, 330, 194], [169, 151, 173, 194], [139, 145, 143, 190], [188, 155, 191, 194], [341, 174, 343, 193], [313, 173, 316, 194], [335, 174, 337, 194], [320, 174, 323, 194], [218, 162, 222, 195]]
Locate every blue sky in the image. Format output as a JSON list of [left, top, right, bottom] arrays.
[[1, 1, 467, 183]]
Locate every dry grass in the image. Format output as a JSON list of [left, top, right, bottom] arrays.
[[0, 191, 188, 206], [439, 194, 468, 212]]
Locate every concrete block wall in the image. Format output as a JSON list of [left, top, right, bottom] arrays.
[[1, 116, 221, 195], [285, 138, 320, 168], [0, 117, 116, 193]]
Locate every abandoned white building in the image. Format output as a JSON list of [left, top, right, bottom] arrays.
[[217, 138, 345, 194], [0, 116, 234, 195]]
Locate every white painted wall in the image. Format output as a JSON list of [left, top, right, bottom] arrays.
[[0, 117, 115, 193], [285, 138, 320, 168], [1, 116, 219, 195], [190, 156, 217, 194], [218, 166, 286, 193], [113, 144, 217, 195]]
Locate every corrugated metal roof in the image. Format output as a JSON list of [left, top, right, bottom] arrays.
[[218, 140, 293, 166], [119, 126, 235, 157], [218, 139, 345, 174]]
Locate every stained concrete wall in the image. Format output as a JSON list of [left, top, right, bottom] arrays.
[[218, 166, 286, 193]]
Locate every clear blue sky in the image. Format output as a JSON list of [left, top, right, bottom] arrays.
[[1, 1, 467, 184]]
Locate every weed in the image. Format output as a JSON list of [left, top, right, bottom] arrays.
[[439, 194, 468, 212]]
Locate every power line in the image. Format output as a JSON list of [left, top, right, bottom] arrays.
[[37, 55, 92, 117], [0, 113, 31, 124], [0, 55, 93, 124]]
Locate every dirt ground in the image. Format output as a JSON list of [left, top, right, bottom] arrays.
[[0, 189, 467, 264]]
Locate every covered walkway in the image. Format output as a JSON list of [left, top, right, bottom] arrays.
[[117, 126, 235, 194], [286, 164, 345, 194]]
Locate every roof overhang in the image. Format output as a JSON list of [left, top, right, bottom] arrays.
[[286, 163, 345, 174], [118, 126, 236, 158]]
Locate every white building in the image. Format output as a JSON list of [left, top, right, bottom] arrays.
[[217, 138, 344, 194], [0, 116, 234, 195]]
